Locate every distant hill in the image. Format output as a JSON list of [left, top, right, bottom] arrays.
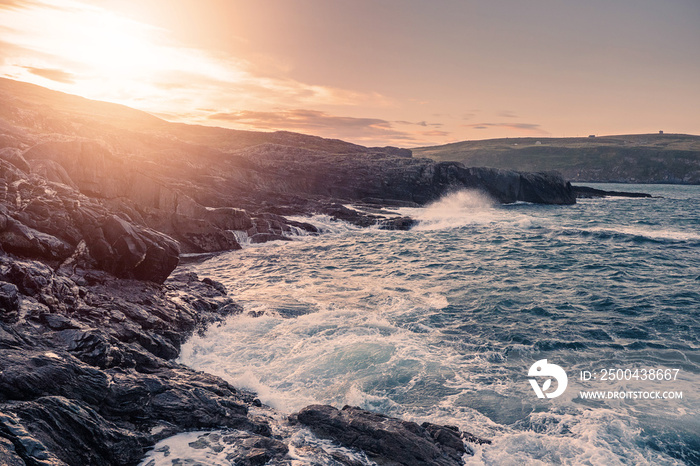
[[413, 134, 700, 184]]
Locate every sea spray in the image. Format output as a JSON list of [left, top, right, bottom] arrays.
[[408, 189, 496, 230]]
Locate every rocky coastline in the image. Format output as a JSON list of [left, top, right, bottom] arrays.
[[1, 78, 579, 465]]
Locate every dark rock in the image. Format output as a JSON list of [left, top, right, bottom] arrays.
[[377, 216, 417, 231], [293, 404, 482, 465], [0, 216, 73, 261], [573, 185, 653, 199], [286, 218, 319, 234], [0, 350, 109, 404], [250, 233, 291, 244], [201, 277, 227, 295], [95, 215, 180, 283], [0, 281, 20, 319], [0, 257, 277, 466], [8, 396, 152, 465], [173, 214, 242, 253], [0, 435, 25, 466], [221, 431, 289, 465]]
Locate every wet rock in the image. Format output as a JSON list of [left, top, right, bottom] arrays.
[[221, 431, 289, 465], [0, 216, 73, 261], [0, 435, 25, 466], [0, 260, 274, 466], [0, 164, 180, 283], [292, 404, 478, 465], [8, 396, 151, 466], [377, 216, 417, 231], [173, 213, 242, 252], [0, 281, 20, 320]]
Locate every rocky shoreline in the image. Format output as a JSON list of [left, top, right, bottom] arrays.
[[0, 78, 579, 465], [0, 257, 490, 465]]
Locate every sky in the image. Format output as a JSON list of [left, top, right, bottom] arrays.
[[1, 0, 699, 147]]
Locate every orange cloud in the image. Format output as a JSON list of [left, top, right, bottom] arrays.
[[209, 109, 420, 144], [22, 66, 74, 83], [463, 122, 549, 134]]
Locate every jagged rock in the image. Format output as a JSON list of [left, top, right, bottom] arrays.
[[0, 164, 180, 283], [0, 147, 31, 173], [0, 262, 273, 466], [92, 215, 180, 283], [0, 435, 25, 466], [377, 216, 417, 231], [0, 217, 73, 261], [0, 281, 20, 319], [7, 396, 151, 465], [292, 404, 483, 466], [173, 214, 242, 252], [219, 430, 289, 465]]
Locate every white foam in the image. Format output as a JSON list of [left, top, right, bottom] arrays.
[[466, 408, 677, 466], [287, 214, 360, 234], [590, 225, 700, 242], [402, 190, 497, 230], [139, 431, 228, 466]]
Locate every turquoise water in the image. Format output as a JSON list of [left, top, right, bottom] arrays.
[[180, 184, 700, 465]]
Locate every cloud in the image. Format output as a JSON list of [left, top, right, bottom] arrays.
[[209, 109, 420, 145], [0, 0, 28, 9], [0, 0, 391, 123], [420, 130, 451, 137], [463, 122, 548, 134], [394, 120, 431, 127], [23, 66, 74, 83], [499, 111, 518, 118]]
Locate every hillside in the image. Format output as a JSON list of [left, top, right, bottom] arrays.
[[413, 134, 700, 184]]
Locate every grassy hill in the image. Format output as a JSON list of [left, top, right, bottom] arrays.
[[413, 134, 700, 184]]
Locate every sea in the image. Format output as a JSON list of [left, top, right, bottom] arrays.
[[141, 183, 700, 465]]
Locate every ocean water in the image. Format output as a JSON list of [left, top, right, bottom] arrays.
[[144, 184, 700, 465]]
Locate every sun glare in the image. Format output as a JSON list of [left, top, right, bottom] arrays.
[[0, 0, 396, 138], [0, 0, 245, 114]]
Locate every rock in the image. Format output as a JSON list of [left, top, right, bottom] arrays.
[[0, 435, 25, 466], [0, 147, 31, 173], [173, 214, 242, 252], [573, 185, 653, 199], [0, 258, 275, 466], [518, 171, 576, 204], [8, 396, 151, 465], [292, 404, 483, 465], [0, 281, 20, 319], [220, 430, 289, 465], [377, 216, 417, 231], [0, 217, 74, 261], [0, 163, 180, 283], [286, 218, 319, 234]]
